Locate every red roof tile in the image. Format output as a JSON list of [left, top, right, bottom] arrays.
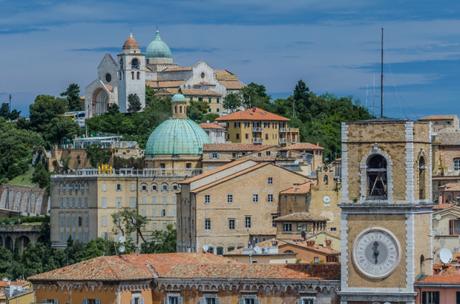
[[200, 122, 225, 129], [279, 143, 324, 151], [216, 107, 289, 122], [203, 143, 274, 152], [280, 182, 314, 194]]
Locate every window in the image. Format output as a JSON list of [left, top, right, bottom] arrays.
[[455, 158, 460, 170], [129, 197, 136, 208], [78, 217, 82, 227], [228, 218, 235, 230], [116, 183, 122, 191], [162, 183, 168, 191], [216, 247, 224, 255], [131, 71, 135, 80], [161, 209, 166, 217], [101, 216, 108, 227], [267, 194, 273, 202], [203, 295, 218, 304], [245, 216, 252, 228], [272, 214, 279, 227], [283, 223, 292, 232], [265, 134, 269, 140], [211, 152, 219, 159], [422, 291, 439, 304], [227, 194, 233, 203], [236, 133, 240, 140], [186, 163, 192, 169], [102, 183, 107, 192], [267, 177, 273, 184], [173, 184, 179, 191], [131, 292, 144, 304], [205, 218, 211, 230], [449, 219, 460, 235], [101, 197, 107, 208], [201, 72, 206, 78], [130, 183, 136, 191], [245, 133, 249, 139], [299, 297, 316, 304], [44, 299, 59, 304], [141, 184, 147, 191], [116, 197, 122, 208], [204, 195, 211, 204], [131, 58, 139, 69], [313, 257, 320, 264], [252, 194, 259, 203], [456, 291, 460, 304], [241, 296, 258, 304], [137, 71, 140, 80], [166, 294, 181, 304], [152, 184, 158, 191], [366, 154, 388, 199], [419, 156, 426, 199]]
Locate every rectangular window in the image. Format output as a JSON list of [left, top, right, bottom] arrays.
[[204, 296, 217, 304], [236, 133, 240, 140], [252, 194, 259, 203], [227, 194, 233, 203], [242, 296, 258, 304], [204, 195, 211, 204], [456, 291, 460, 304], [211, 152, 219, 159], [101, 197, 107, 208], [101, 183, 107, 192], [228, 218, 235, 230], [300, 297, 315, 304], [101, 216, 108, 227], [449, 219, 460, 235], [205, 218, 211, 230], [167, 294, 181, 304], [130, 183, 136, 191], [267, 194, 273, 202], [455, 158, 460, 170], [129, 197, 136, 208], [283, 223, 292, 232], [116, 183, 122, 191], [267, 177, 273, 184], [422, 291, 440, 304], [245, 216, 252, 228], [272, 214, 279, 227]]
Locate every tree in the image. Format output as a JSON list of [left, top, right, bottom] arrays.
[[240, 82, 271, 109], [0, 103, 20, 120], [32, 163, 50, 189], [188, 100, 209, 122], [223, 93, 242, 112], [85, 144, 112, 168], [61, 83, 82, 111], [111, 208, 148, 248], [107, 103, 120, 115], [141, 224, 176, 253], [44, 117, 80, 144], [128, 93, 142, 113], [29, 95, 68, 134]]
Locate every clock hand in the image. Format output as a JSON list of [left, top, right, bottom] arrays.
[[372, 241, 380, 264]]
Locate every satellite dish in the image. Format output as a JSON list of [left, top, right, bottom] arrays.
[[435, 214, 441, 221], [202, 245, 209, 253], [118, 235, 126, 243], [253, 246, 261, 254], [440, 248, 453, 264], [118, 245, 126, 254]]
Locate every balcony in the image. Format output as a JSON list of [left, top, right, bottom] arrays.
[[252, 127, 263, 132], [279, 138, 287, 144], [253, 138, 263, 144], [52, 168, 203, 179], [279, 128, 287, 132]]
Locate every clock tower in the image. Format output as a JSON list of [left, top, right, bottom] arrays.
[[339, 120, 433, 304]]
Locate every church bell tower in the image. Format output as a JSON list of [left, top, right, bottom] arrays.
[[339, 120, 433, 304], [117, 33, 146, 113]]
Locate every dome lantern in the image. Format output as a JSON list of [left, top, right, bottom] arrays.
[[171, 93, 187, 119], [122, 33, 139, 51], [146, 30, 172, 59]]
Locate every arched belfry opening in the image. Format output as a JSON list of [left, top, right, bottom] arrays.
[[366, 154, 388, 199], [419, 156, 426, 200]]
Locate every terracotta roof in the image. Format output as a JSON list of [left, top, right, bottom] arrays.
[[203, 143, 274, 152], [199, 122, 225, 129], [218, 80, 244, 90], [280, 182, 313, 194], [419, 115, 458, 121], [433, 203, 455, 210], [161, 66, 192, 72], [122, 34, 139, 50], [181, 89, 221, 97], [216, 107, 289, 122], [28, 253, 232, 282], [279, 143, 324, 151], [274, 212, 328, 222], [215, 69, 239, 81], [417, 270, 460, 285], [180, 159, 254, 184], [146, 80, 185, 89], [280, 241, 339, 255]]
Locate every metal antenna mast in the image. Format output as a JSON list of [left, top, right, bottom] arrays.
[[380, 27, 384, 118]]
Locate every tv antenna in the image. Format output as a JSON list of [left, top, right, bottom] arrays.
[[380, 27, 384, 118]]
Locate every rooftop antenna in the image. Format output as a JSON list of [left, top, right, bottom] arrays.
[[8, 94, 12, 112], [380, 27, 384, 118]]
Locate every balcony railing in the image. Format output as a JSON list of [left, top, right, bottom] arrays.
[[253, 138, 263, 144], [279, 128, 287, 132], [252, 127, 263, 132], [279, 138, 287, 144], [52, 168, 202, 178]]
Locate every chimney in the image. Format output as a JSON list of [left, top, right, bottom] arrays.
[[325, 239, 332, 248]]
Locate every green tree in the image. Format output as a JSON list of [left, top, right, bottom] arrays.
[[85, 144, 112, 168], [61, 83, 82, 111], [188, 100, 209, 122], [240, 82, 271, 109], [112, 208, 148, 248], [128, 93, 142, 113], [141, 224, 176, 253], [29, 95, 68, 134], [107, 103, 120, 115], [0, 103, 21, 120], [223, 93, 242, 112], [44, 117, 80, 144], [0, 247, 14, 278], [32, 163, 50, 189]]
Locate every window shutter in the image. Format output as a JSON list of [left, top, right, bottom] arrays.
[[96, 300, 101, 304], [450, 220, 455, 235], [254, 297, 259, 304], [179, 296, 183, 304], [83, 299, 88, 304], [239, 298, 244, 304], [140, 298, 145, 304]]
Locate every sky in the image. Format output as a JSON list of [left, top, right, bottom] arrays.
[[1, 0, 460, 118]]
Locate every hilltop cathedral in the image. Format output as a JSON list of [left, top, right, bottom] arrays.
[[85, 31, 244, 118]]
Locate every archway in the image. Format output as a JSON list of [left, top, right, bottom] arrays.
[[92, 88, 109, 116], [15, 236, 30, 254], [5, 236, 13, 251], [0, 236, 3, 247]]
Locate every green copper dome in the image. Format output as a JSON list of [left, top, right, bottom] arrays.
[[146, 30, 172, 58], [172, 93, 186, 103], [145, 119, 210, 156]]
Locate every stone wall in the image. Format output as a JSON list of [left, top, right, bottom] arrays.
[[0, 185, 48, 215]]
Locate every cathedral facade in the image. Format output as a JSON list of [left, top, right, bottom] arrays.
[[85, 31, 244, 118]]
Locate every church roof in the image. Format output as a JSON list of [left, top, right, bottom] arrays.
[[122, 33, 139, 50], [146, 30, 172, 59], [216, 107, 290, 122]]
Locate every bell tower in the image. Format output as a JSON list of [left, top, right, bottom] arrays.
[[117, 33, 146, 113], [339, 120, 433, 304]]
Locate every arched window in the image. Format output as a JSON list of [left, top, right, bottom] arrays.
[[161, 183, 168, 192], [152, 184, 158, 191], [367, 154, 388, 199], [323, 174, 329, 185], [137, 72, 140, 80], [131, 58, 139, 69], [419, 156, 426, 200], [131, 71, 134, 80]]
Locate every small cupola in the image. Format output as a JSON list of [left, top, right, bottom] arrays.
[[171, 93, 187, 119]]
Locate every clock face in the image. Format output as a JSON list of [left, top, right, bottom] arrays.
[[322, 195, 331, 204], [353, 228, 400, 279]]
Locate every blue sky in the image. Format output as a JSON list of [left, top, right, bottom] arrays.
[[1, 0, 460, 118]]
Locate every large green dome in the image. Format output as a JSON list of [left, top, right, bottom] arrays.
[[145, 119, 210, 156], [146, 30, 172, 59]]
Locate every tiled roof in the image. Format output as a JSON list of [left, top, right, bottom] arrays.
[[161, 66, 192, 72], [28, 253, 319, 282], [180, 159, 254, 184], [417, 269, 460, 285], [419, 115, 458, 121], [441, 183, 460, 192], [181, 89, 221, 97], [274, 212, 328, 222], [432, 203, 455, 210], [280, 182, 313, 194], [216, 107, 289, 122], [280, 241, 339, 255], [215, 69, 239, 81], [218, 80, 244, 90], [200, 122, 225, 129], [279, 143, 324, 151], [29, 253, 232, 282], [203, 143, 274, 152]]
